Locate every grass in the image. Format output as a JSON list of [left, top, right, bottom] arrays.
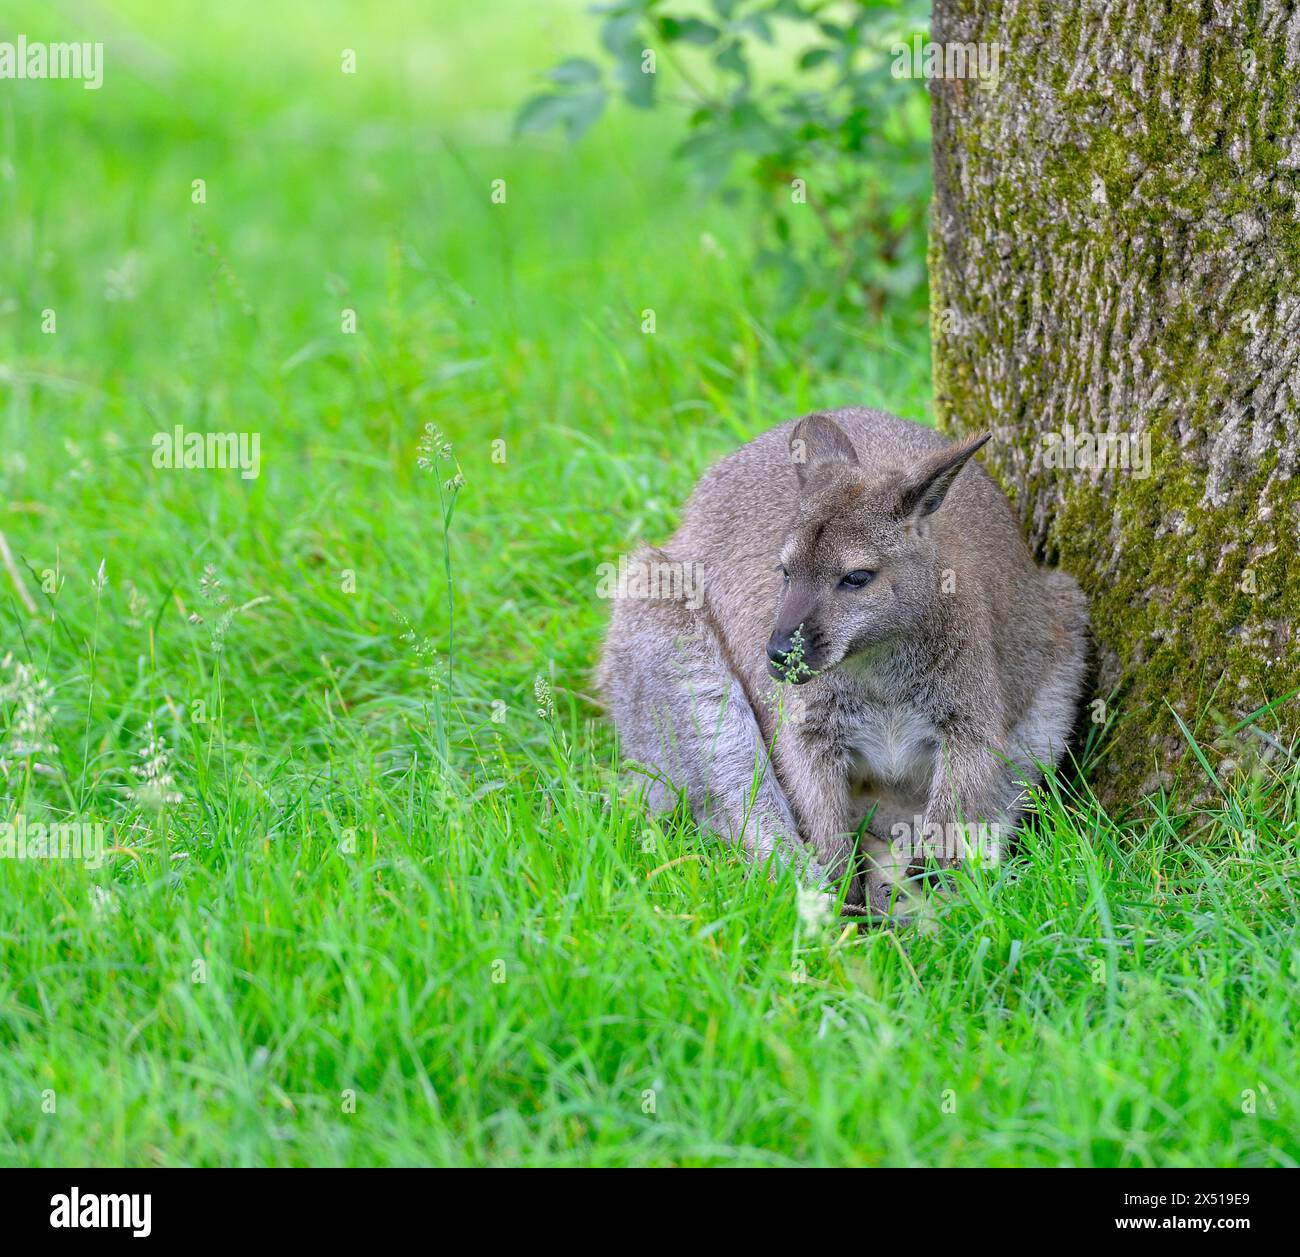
[[0, 0, 1296, 1167]]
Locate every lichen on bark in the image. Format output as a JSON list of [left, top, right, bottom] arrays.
[[929, 0, 1299, 803]]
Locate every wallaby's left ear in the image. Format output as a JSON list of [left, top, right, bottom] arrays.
[[789, 415, 859, 488], [898, 432, 991, 519]]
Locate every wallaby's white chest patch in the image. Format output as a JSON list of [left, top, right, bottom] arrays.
[[845, 704, 937, 797]]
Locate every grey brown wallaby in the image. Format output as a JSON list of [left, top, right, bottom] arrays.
[[598, 408, 1089, 916]]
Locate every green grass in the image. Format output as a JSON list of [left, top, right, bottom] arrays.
[[1, 0, 1297, 1167]]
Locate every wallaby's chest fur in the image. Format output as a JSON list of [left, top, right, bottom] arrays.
[[598, 407, 1089, 913], [846, 702, 937, 801], [773, 662, 939, 851]]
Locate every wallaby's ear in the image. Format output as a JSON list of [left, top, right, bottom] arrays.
[[789, 415, 859, 488], [898, 432, 991, 520]]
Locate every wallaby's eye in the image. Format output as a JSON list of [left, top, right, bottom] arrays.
[[840, 569, 875, 589], [778, 563, 790, 583]]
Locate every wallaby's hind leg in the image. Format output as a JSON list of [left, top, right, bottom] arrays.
[[598, 560, 824, 885], [1007, 572, 1090, 793]]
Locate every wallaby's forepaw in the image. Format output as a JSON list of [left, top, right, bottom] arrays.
[[852, 875, 919, 928], [839, 897, 873, 922]]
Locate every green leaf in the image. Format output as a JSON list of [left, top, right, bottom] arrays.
[[715, 40, 748, 81], [558, 88, 608, 142], [600, 10, 641, 56], [798, 47, 835, 70], [614, 47, 656, 109], [514, 89, 607, 142], [658, 17, 720, 45], [514, 93, 574, 137], [725, 101, 782, 155], [547, 57, 602, 87]]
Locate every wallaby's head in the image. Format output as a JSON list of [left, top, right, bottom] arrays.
[[767, 416, 990, 683]]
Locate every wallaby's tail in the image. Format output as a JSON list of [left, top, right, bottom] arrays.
[[597, 547, 823, 884]]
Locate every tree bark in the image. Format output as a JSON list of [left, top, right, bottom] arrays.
[[929, 0, 1300, 803]]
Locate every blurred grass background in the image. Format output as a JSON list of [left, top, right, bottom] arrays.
[[0, 0, 1294, 1167]]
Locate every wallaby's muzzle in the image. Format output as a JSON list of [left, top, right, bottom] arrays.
[[766, 625, 819, 684], [766, 630, 795, 669], [768, 579, 822, 682]]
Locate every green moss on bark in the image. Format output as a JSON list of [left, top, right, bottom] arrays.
[[929, 0, 1300, 805]]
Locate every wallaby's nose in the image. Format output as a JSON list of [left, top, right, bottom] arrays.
[[766, 631, 794, 665]]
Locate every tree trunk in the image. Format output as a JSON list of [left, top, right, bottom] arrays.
[[928, 0, 1300, 804]]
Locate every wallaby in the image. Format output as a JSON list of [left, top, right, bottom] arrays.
[[598, 408, 1089, 916]]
